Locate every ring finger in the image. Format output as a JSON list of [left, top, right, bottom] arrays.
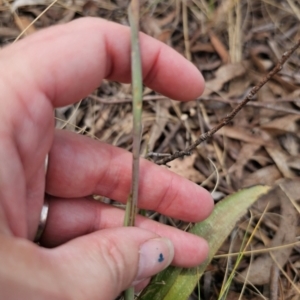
[[40, 196, 209, 268]]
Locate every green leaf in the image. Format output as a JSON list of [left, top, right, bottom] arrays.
[[138, 185, 271, 300]]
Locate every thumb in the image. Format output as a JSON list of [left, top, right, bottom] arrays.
[[54, 227, 174, 299]]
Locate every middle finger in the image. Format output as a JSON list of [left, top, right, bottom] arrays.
[[46, 130, 213, 223]]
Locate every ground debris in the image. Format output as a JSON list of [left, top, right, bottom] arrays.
[[1, 1, 300, 299]]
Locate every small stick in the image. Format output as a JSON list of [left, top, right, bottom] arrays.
[[156, 38, 300, 165], [146, 152, 171, 158]]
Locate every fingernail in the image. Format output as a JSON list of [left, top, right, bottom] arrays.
[[135, 238, 174, 282]]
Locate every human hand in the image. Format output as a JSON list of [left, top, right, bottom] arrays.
[[0, 18, 213, 299]]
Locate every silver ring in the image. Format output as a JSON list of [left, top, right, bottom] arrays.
[[45, 154, 48, 174], [34, 198, 49, 242], [34, 154, 50, 243]]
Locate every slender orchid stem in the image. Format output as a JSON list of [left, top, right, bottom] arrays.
[[123, 0, 142, 228], [124, 1, 143, 299]]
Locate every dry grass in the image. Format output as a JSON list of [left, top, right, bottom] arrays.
[[1, 0, 300, 299]]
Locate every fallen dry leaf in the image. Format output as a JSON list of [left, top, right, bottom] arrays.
[[209, 31, 230, 64], [156, 10, 176, 27], [203, 61, 250, 96], [242, 165, 281, 187], [156, 30, 172, 43], [0, 27, 19, 37], [147, 102, 170, 153], [14, 15, 36, 35], [168, 153, 205, 183], [250, 46, 298, 92], [259, 130, 295, 178], [191, 42, 215, 53], [236, 182, 298, 285], [286, 155, 300, 171], [265, 144, 295, 179], [226, 76, 252, 99], [217, 126, 269, 146], [261, 114, 300, 136], [229, 143, 261, 179]]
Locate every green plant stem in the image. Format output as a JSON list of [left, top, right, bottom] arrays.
[[124, 287, 135, 300], [123, 0, 142, 228], [123, 0, 143, 299]]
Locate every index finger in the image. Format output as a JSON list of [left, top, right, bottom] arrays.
[[0, 17, 205, 107]]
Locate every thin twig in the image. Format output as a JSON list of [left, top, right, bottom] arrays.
[[146, 152, 171, 158], [156, 39, 300, 165]]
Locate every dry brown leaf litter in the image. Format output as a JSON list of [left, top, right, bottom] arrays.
[[1, 0, 300, 299]]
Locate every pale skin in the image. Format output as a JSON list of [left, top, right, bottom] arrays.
[[0, 18, 214, 299]]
